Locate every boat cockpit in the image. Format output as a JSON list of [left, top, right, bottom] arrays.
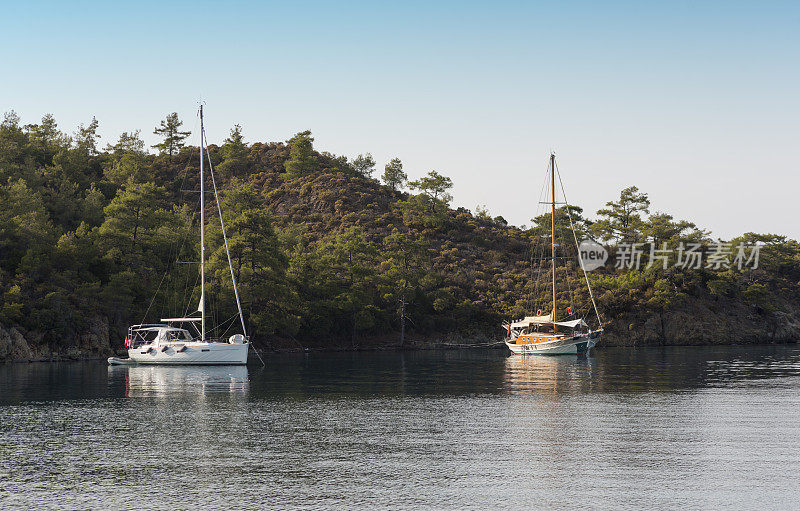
[[127, 325, 193, 348]]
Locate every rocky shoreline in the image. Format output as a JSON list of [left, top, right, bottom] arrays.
[[0, 318, 113, 363], [3, 306, 799, 363]]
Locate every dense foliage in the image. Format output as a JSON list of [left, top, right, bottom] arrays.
[[1, 111, 798, 357]]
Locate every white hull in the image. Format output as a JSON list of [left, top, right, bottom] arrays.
[[506, 332, 599, 356], [128, 342, 248, 365]]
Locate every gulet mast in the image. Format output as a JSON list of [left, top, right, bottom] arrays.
[[550, 153, 557, 333]]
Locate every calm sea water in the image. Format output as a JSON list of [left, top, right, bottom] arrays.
[[1, 346, 800, 510]]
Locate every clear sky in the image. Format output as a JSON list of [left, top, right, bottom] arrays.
[[2, 0, 798, 239]]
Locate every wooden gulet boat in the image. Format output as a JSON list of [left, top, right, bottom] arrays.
[[502, 154, 602, 355]]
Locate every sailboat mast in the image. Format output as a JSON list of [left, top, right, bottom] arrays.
[[199, 105, 206, 341], [550, 153, 557, 330]]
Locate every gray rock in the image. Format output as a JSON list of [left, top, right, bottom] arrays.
[[0, 326, 34, 362]]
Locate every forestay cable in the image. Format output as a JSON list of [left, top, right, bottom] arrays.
[[554, 160, 603, 330], [203, 129, 266, 366]]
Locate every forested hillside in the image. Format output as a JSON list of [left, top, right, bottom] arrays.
[[1, 111, 799, 361]]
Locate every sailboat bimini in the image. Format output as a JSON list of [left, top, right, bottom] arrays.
[[502, 154, 603, 355], [111, 106, 250, 365]]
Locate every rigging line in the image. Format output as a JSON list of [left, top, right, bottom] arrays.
[[553, 181, 577, 316], [180, 258, 191, 318], [165, 170, 200, 320], [183, 271, 200, 319], [554, 159, 603, 329], [163, 174, 198, 308], [181, 250, 197, 317], [217, 312, 238, 333], [161, 110, 202, 319], [140, 270, 168, 325], [204, 130, 248, 338], [218, 312, 240, 340], [207, 311, 238, 335], [530, 160, 550, 315], [536, 158, 551, 310], [203, 128, 265, 366], [561, 224, 576, 316], [180, 200, 203, 316], [174, 114, 200, 247]]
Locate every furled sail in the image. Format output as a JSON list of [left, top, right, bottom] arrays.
[[510, 312, 553, 329], [554, 319, 588, 329]]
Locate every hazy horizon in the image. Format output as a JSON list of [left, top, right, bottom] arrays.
[[3, 0, 798, 240]]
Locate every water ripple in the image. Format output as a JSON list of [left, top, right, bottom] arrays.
[[2, 345, 800, 509]]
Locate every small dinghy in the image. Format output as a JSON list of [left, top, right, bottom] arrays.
[[107, 357, 137, 366]]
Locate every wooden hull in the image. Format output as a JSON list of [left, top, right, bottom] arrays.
[[506, 332, 599, 356]]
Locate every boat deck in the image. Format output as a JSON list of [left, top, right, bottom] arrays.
[[514, 333, 565, 345]]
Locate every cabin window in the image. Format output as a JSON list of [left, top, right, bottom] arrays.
[[133, 331, 158, 344], [166, 330, 190, 342]]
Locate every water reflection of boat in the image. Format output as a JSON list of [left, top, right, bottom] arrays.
[[503, 354, 594, 395], [109, 365, 249, 397]]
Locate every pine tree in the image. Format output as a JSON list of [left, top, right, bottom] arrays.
[[25, 113, 67, 165], [75, 117, 100, 156], [218, 124, 248, 178], [351, 153, 376, 178], [381, 158, 407, 190], [98, 181, 172, 265], [383, 229, 429, 346], [592, 186, 650, 243], [409, 170, 453, 212], [207, 180, 290, 336], [642, 212, 707, 245], [283, 130, 317, 177], [103, 131, 148, 185], [325, 226, 378, 347], [152, 112, 191, 158]]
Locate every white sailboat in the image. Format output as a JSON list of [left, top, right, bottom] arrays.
[[110, 106, 251, 365], [502, 154, 603, 355]]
